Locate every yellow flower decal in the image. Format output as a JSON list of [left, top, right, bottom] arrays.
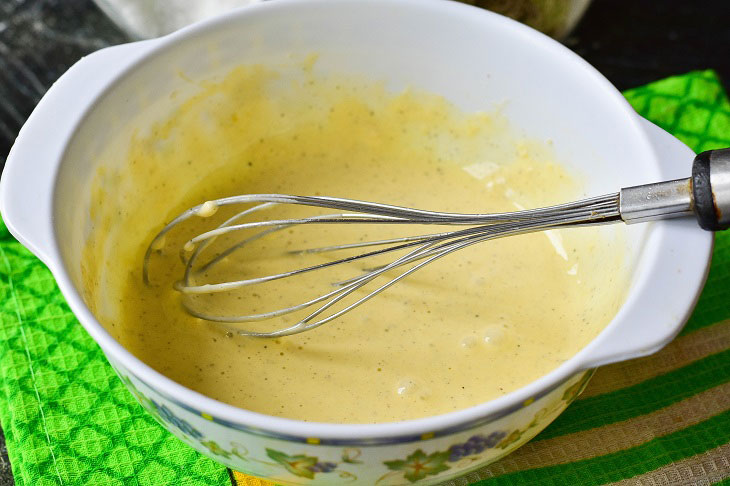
[[562, 371, 593, 402], [266, 448, 319, 479], [202, 440, 232, 459], [496, 429, 523, 450], [383, 449, 450, 483]]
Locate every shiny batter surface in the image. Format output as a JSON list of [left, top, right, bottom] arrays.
[[84, 64, 627, 423]]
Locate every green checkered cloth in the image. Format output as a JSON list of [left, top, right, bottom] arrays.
[[1, 70, 729, 486]]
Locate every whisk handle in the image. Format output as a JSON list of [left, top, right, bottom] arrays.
[[619, 148, 730, 231], [691, 149, 730, 231]]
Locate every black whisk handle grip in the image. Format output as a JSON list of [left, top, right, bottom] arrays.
[[692, 149, 730, 231]]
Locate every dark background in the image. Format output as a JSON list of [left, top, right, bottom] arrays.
[[0, 0, 729, 483]]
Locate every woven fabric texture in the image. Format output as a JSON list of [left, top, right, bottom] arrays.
[[0, 70, 728, 486]]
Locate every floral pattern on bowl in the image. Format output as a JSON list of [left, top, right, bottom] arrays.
[[111, 358, 592, 485]]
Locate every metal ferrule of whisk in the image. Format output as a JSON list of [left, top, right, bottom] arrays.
[[620, 149, 730, 229], [144, 149, 730, 338]]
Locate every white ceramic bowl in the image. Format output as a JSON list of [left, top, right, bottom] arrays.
[[0, 1, 712, 484]]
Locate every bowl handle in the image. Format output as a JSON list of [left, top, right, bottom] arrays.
[[578, 116, 714, 369], [0, 41, 155, 265]]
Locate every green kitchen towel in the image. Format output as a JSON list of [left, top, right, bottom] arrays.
[[1, 70, 729, 486]]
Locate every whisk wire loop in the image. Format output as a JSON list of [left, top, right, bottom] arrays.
[[143, 192, 621, 337]]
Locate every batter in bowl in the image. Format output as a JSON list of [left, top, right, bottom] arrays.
[[83, 63, 627, 423]]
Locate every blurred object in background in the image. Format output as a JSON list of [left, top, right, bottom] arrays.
[[92, 0, 262, 39], [92, 0, 591, 40], [461, 0, 592, 39], [0, 0, 128, 169]]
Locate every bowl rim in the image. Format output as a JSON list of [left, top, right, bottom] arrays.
[[9, 0, 713, 443]]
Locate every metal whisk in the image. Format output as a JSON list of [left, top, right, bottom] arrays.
[[143, 149, 730, 338]]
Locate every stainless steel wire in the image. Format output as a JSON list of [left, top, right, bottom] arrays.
[[142, 192, 621, 337]]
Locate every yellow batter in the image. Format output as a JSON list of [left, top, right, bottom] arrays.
[[83, 64, 627, 423]]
